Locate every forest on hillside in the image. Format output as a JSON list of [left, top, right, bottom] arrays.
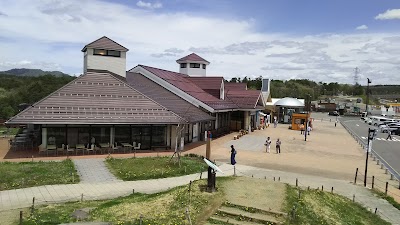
[[0, 74, 75, 120], [0, 74, 399, 120]]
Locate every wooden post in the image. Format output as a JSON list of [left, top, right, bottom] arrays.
[[374, 208, 377, 214], [353, 194, 355, 202], [133, 189, 135, 194], [372, 176, 374, 189], [331, 187, 333, 193], [385, 182, 388, 195], [234, 165, 236, 176], [308, 186, 310, 191], [139, 214, 143, 225], [296, 178, 298, 187], [322, 185, 324, 191], [278, 177, 280, 181], [81, 193, 83, 202], [354, 168, 358, 184], [186, 208, 192, 225], [206, 132, 211, 160], [264, 176, 266, 179], [252, 174, 254, 178], [200, 172, 202, 179], [298, 189, 301, 199], [274, 177, 275, 181], [19, 211, 23, 225], [31, 197, 35, 213]]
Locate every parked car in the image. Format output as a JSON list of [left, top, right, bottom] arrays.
[[328, 111, 339, 116]]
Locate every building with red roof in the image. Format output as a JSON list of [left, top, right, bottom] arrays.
[[7, 37, 265, 153]]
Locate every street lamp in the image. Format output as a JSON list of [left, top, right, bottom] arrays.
[[364, 128, 376, 187], [366, 78, 371, 116], [304, 94, 311, 141]]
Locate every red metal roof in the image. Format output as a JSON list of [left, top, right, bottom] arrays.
[[176, 53, 209, 63], [126, 72, 215, 123], [81, 36, 129, 52], [187, 77, 223, 90], [225, 82, 247, 91], [7, 70, 182, 125], [140, 65, 237, 110], [226, 90, 262, 109]]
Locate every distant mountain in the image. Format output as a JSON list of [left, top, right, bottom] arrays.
[[0, 68, 70, 77]]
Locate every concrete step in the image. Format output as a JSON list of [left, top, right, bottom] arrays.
[[209, 216, 264, 225], [226, 203, 287, 217], [218, 206, 284, 224]]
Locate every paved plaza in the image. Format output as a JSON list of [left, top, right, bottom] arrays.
[[1, 113, 400, 224]]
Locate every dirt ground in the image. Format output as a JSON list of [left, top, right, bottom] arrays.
[[222, 176, 286, 212]]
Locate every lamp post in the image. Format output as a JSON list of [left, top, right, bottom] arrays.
[[366, 78, 371, 116], [364, 128, 376, 187], [304, 94, 311, 141]]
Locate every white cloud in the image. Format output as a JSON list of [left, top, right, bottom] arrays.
[[355, 25, 368, 30], [136, 1, 162, 10], [375, 9, 400, 20], [0, 0, 399, 84]]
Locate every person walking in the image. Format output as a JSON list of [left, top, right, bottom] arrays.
[[300, 124, 304, 134], [387, 130, 392, 140], [276, 138, 281, 154], [307, 125, 311, 135], [265, 137, 272, 153], [274, 116, 278, 128], [230, 145, 237, 165]]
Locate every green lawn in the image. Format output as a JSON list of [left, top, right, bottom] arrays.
[[0, 126, 19, 136], [22, 179, 224, 225], [284, 185, 391, 225], [372, 188, 400, 210], [106, 155, 208, 181], [0, 159, 79, 191]]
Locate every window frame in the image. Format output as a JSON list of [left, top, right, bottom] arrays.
[[202, 64, 206, 69], [93, 49, 121, 57], [180, 63, 187, 68], [190, 63, 200, 68]]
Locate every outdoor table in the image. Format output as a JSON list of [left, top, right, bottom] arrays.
[[121, 143, 133, 153], [75, 144, 86, 155], [46, 144, 57, 156], [99, 143, 110, 154]]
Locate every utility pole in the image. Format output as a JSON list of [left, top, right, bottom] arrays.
[[304, 94, 311, 141], [366, 78, 371, 116]]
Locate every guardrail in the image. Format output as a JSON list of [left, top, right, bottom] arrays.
[[339, 119, 400, 181]]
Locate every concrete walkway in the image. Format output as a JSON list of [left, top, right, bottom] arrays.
[[0, 163, 399, 224], [73, 159, 121, 183]]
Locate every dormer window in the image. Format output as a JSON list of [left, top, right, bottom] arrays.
[[190, 63, 200, 68], [180, 63, 187, 68], [202, 64, 206, 69], [93, 49, 121, 57]]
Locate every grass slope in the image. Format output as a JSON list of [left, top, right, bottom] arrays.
[[285, 185, 391, 225], [22, 179, 225, 225], [106, 155, 208, 181], [0, 159, 79, 191]]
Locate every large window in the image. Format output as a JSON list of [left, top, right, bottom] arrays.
[[91, 126, 110, 145], [152, 126, 166, 146], [190, 63, 200, 68], [47, 127, 66, 147], [115, 126, 130, 144], [93, 49, 121, 57], [180, 63, 187, 68]]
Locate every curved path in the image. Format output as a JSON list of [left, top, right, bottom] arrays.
[[0, 162, 399, 224]]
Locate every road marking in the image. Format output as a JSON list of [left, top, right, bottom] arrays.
[[360, 136, 400, 142], [361, 136, 366, 139], [356, 124, 359, 126]]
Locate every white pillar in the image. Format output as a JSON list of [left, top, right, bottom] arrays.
[[110, 127, 114, 146], [42, 128, 47, 147], [192, 123, 199, 142], [243, 111, 249, 130]]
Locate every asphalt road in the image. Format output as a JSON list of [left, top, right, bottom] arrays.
[[339, 117, 400, 177]]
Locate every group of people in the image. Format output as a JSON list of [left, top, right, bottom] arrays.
[[299, 124, 311, 135], [264, 137, 282, 154]]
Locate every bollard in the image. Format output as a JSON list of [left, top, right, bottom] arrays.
[[354, 168, 358, 184], [390, 174, 394, 180], [296, 178, 298, 187], [200, 172, 202, 179], [385, 182, 388, 195], [185, 166, 186, 173], [381, 164, 384, 169], [139, 214, 143, 225], [31, 197, 35, 214], [274, 177, 275, 181], [353, 194, 355, 202], [298, 189, 301, 199], [372, 156, 376, 161], [322, 185, 324, 191], [31, 155, 34, 162], [278, 177, 280, 181], [252, 174, 254, 178], [330, 119, 331, 122], [376, 160, 380, 165], [265, 176, 266, 179], [133, 189, 135, 194], [234, 166, 236, 176], [374, 208, 377, 214], [81, 193, 83, 202], [308, 186, 310, 191], [372, 176, 375, 189], [19, 211, 23, 225], [385, 169, 388, 174], [331, 187, 333, 193]]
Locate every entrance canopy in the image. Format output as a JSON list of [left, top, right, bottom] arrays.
[[274, 97, 304, 107]]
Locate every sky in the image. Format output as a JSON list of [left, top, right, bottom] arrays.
[[0, 0, 399, 85]]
